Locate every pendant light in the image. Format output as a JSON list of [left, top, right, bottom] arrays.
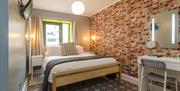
[[71, 0, 85, 15]]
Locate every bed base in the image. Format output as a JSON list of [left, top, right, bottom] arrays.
[[52, 63, 121, 91]]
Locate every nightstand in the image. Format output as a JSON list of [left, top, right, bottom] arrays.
[[31, 55, 43, 80]]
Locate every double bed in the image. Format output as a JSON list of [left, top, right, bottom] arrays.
[[42, 45, 121, 91]]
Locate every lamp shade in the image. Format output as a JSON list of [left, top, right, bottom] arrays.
[[71, 1, 85, 15]]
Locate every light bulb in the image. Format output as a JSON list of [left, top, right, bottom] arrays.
[[71, 1, 85, 15]]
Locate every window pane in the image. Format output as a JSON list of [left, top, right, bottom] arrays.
[[45, 24, 60, 46], [63, 24, 69, 43]]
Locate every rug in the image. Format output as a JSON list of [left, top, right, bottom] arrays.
[[28, 77, 138, 91]]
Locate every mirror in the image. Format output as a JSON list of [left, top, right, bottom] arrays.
[[150, 10, 180, 49]]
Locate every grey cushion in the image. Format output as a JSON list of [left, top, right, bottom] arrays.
[[145, 72, 176, 83], [61, 42, 78, 56]]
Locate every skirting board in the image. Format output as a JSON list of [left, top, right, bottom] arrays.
[[121, 73, 138, 85], [22, 78, 28, 91]]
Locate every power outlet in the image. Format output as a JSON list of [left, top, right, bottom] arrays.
[[19, 83, 22, 91]]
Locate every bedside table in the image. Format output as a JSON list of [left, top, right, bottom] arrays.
[[31, 55, 43, 80]]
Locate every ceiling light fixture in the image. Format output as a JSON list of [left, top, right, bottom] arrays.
[[71, 0, 85, 15]]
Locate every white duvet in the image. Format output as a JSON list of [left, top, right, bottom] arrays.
[[43, 53, 118, 83]]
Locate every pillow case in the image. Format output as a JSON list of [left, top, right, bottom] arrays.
[[76, 45, 85, 54], [46, 46, 61, 56], [60, 42, 78, 56]]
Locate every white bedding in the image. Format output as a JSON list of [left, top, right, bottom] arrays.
[[43, 53, 118, 83]]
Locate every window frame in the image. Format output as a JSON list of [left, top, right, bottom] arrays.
[[43, 22, 62, 45], [43, 19, 73, 46]]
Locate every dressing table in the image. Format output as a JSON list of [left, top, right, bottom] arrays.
[[138, 56, 180, 91]]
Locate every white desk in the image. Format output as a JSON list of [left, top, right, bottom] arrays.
[[138, 56, 180, 91]]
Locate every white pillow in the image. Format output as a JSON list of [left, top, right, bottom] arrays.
[[46, 46, 61, 56], [76, 45, 85, 54]]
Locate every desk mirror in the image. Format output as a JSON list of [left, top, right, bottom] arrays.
[[150, 10, 180, 49]]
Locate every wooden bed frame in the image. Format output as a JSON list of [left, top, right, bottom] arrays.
[[52, 62, 121, 91]]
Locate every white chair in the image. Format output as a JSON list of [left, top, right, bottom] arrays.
[[139, 59, 178, 91]]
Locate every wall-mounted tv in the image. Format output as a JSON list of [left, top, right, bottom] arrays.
[[18, 0, 33, 19]]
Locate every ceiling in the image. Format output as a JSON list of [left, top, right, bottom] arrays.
[[33, 0, 120, 17]]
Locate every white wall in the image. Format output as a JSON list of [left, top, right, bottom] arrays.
[[0, 0, 8, 91], [8, 0, 27, 91]]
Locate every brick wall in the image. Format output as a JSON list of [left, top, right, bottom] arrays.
[[90, 0, 180, 77]]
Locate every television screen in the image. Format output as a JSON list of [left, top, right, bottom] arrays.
[[20, 0, 33, 19], [22, 0, 29, 5], [23, 0, 32, 19]]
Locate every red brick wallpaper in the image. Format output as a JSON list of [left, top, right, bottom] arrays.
[[90, 0, 180, 77]]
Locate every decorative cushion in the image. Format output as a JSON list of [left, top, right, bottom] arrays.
[[46, 46, 61, 56], [61, 43, 78, 56], [76, 45, 85, 54]]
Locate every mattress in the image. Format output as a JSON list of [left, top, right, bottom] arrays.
[[43, 53, 118, 82]]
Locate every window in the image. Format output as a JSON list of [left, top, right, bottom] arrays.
[[45, 24, 60, 45], [43, 19, 73, 46]]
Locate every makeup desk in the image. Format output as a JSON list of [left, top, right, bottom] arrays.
[[138, 56, 180, 91]]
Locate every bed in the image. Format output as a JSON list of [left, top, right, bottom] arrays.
[[43, 45, 121, 91]]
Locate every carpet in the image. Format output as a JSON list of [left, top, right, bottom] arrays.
[[28, 77, 138, 91]]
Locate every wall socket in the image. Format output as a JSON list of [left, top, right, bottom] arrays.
[[19, 82, 22, 91]]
